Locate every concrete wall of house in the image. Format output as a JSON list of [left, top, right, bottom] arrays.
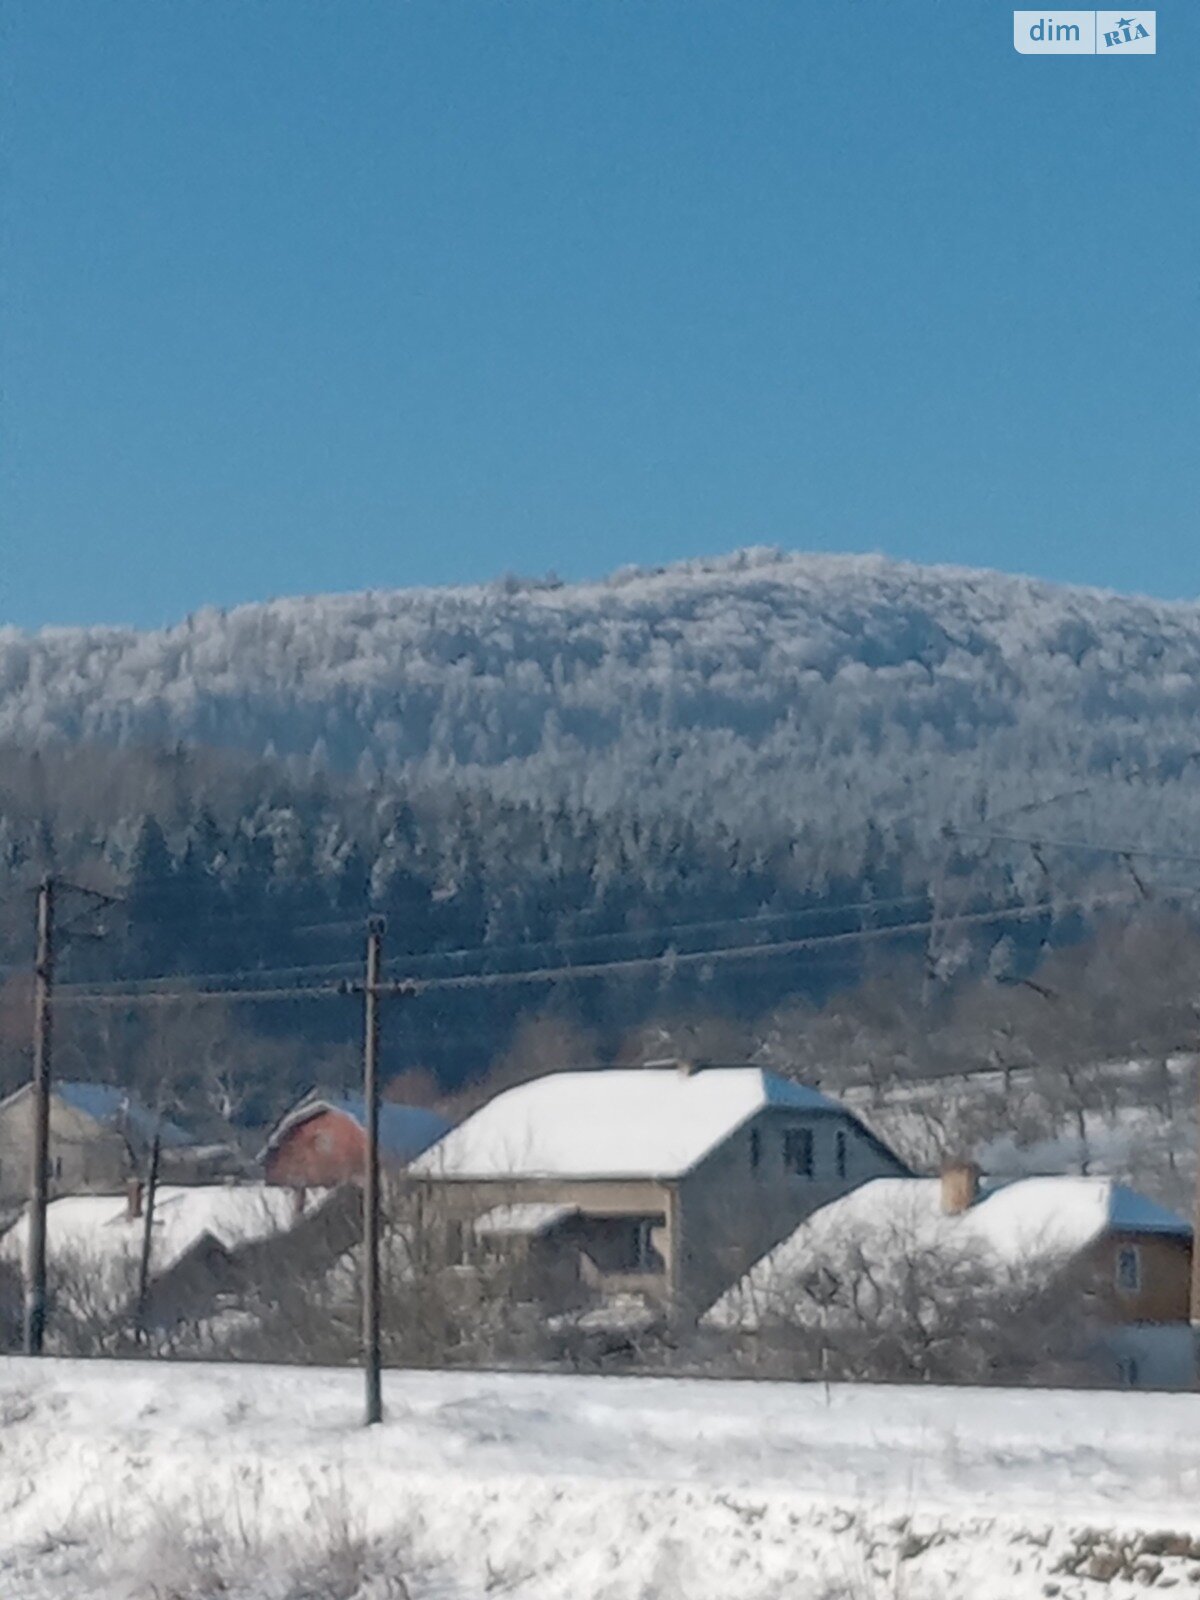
[[433, 1176, 672, 1222], [676, 1108, 909, 1316], [1103, 1324, 1196, 1391], [0, 1092, 130, 1206], [1085, 1231, 1193, 1325], [265, 1110, 368, 1186], [423, 1112, 905, 1319], [427, 1176, 676, 1300]]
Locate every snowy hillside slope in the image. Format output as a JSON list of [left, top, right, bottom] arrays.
[[6, 548, 1200, 842], [2, 1358, 1199, 1599], [845, 1057, 1200, 1214]]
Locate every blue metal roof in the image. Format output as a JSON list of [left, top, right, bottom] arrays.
[[55, 1082, 194, 1150], [322, 1095, 450, 1162]]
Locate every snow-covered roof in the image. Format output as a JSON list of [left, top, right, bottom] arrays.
[[263, 1094, 450, 1164], [412, 1068, 844, 1180], [706, 1175, 1190, 1330], [972, 1175, 1190, 1252], [0, 1184, 317, 1279], [473, 1202, 579, 1237]]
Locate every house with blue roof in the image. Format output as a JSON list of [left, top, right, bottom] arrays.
[[0, 1080, 200, 1209], [262, 1091, 451, 1187]]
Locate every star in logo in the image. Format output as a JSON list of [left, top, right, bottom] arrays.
[[1115, 16, 1137, 26]]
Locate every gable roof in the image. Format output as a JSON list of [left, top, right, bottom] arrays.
[[0, 1081, 194, 1150], [0, 1183, 313, 1279], [972, 1175, 1190, 1250], [263, 1094, 450, 1165], [705, 1175, 1191, 1330], [411, 1067, 850, 1181]]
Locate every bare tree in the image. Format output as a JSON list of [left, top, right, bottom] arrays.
[[712, 1219, 1099, 1387]]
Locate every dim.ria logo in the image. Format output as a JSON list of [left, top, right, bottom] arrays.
[[1099, 14, 1152, 48], [1013, 11, 1155, 54]]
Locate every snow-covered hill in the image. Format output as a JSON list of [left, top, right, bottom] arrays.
[[5, 547, 1200, 845], [2, 1358, 1198, 1599]]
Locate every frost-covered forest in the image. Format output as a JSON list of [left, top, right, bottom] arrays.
[[3, 548, 1200, 1119], [6, 548, 1200, 851]]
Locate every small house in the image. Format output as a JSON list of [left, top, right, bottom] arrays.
[[262, 1093, 450, 1187], [0, 1081, 195, 1209], [706, 1165, 1195, 1387], [0, 1179, 331, 1334]]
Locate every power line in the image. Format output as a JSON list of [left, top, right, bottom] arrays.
[[382, 889, 1136, 995], [54, 980, 352, 1008], [56, 958, 366, 997], [51, 886, 1154, 1009], [949, 827, 1200, 871], [50, 888, 936, 997]]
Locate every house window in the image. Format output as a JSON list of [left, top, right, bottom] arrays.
[[1115, 1245, 1141, 1295], [783, 1128, 814, 1178], [633, 1220, 656, 1271], [579, 1214, 664, 1275], [835, 1128, 848, 1180], [749, 1128, 761, 1170]]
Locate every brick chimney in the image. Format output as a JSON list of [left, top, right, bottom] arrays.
[[939, 1159, 980, 1216], [126, 1179, 143, 1220], [643, 1056, 701, 1075]]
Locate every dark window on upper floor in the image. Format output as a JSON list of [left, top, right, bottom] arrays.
[[1115, 1244, 1141, 1294], [835, 1127, 848, 1180], [749, 1127, 761, 1170], [783, 1128, 814, 1178]]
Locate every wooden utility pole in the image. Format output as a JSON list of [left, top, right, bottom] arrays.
[[1191, 1059, 1200, 1355], [362, 915, 385, 1425], [24, 876, 55, 1356], [135, 1132, 162, 1342]]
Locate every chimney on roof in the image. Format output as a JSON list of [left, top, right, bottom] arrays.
[[642, 1056, 701, 1075], [126, 1179, 143, 1221], [940, 1159, 980, 1216]]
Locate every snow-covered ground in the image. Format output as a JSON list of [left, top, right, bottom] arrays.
[[2, 1358, 1199, 1599]]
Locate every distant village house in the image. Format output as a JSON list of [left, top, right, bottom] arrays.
[[410, 1061, 910, 1320], [0, 1082, 206, 1212], [262, 1093, 450, 1187]]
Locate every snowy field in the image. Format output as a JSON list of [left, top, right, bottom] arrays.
[[2, 1360, 1200, 1599]]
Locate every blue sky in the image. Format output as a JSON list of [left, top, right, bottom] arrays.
[[4, 1, 1197, 628]]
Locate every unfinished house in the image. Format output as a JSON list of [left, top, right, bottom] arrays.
[[410, 1062, 910, 1320], [0, 1082, 197, 1211]]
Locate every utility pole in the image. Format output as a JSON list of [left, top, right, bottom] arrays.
[[1191, 1060, 1200, 1359], [363, 914, 385, 1426], [135, 1131, 162, 1343], [24, 876, 55, 1356]]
